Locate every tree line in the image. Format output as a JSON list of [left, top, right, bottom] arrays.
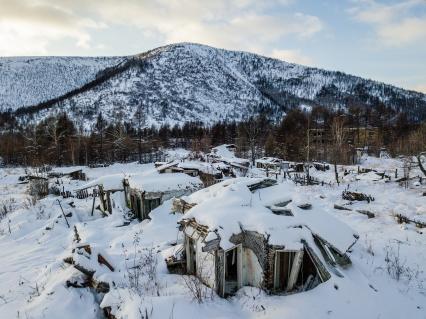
[[0, 105, 424, 167]]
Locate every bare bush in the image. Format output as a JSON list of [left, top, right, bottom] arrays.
[[365, 237, 374, 256], [383, 243, 422, 287], [385, 244, 406, 281], [138, 305, 154, 319], [0, 199, 15, 221], [182, 275, 208, 304], [28, 179, 48, 200], [182, 254, 214, 303], [124, 233, 160, 297], [22, 196, 37, 210]]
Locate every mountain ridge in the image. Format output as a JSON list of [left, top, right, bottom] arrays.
[[2, 42, 425, 128]]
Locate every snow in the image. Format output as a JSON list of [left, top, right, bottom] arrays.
[[177, 161, 222, 175], [78, 173, 126, 190], [210, 144, 249, 166], [128, 171, 203, 193], [0, 56, 124, 111], [181, 179, 357, 252], [256, 157, 282, 164], [7, 43, 424, 129], [0, 155, 425, 319], [76, 163, 202, 193]]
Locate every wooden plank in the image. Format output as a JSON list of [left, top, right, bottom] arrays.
[[202, 238, 220, 252], [287, 251, 304, 292], [91, 195, 96, 216], [57, 199, 70, 228], [98, 254, 115, 272]]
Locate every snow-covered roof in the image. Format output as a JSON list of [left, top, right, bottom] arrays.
[[180, 178, 358, 253], [77, 173, 126, 191], [209, 144, 249, 165], [177, 161, 222, 175], [156, 160, 180, 172], [255, 157, 283, 164], [50, 166, 85, 175], [128, 171, 203, 193], [77, 169, 203, 193]]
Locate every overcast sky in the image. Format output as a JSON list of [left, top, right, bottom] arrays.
[[1, 0, 425, 93]]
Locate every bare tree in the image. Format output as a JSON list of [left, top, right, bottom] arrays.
[[135, 102, 146, 164], [22, 128, 43, 166], [45, 118, 66, 165], [240, 116, 264, 166], [107, 124, 129, 162], [416, 152, 426, 177], [95, 112, 106, 163], [331, 115, 346, 184], [402, 157, 413, 188]]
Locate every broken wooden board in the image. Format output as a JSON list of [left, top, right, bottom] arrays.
[[333, 204, 375, 219], [333, 204, 352, 211], [356, 210, 375, 219], [297, 203, 312, 210], [342, 191, 374, 203], [171, 198, 197, 214], [98, 254, 115, 272], [395, 214, 426, 229]]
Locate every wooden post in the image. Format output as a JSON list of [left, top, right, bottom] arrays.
[[287, 250, 304, 292], [57, 199, 70, 228], [91, 194, 96, 216]]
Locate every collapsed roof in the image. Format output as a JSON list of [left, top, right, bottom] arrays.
[[179, 178, 358, 254], [157, 160, 224, 176], [209, 144, 250, 166], [256, 157, 284, 164]]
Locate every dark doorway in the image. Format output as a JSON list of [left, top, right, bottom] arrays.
[[143, 197, 161, 219], [296, 247, 320, 291], [136, 197, 142, 220], [187, 237, 197, 275], [275, 251, 297, 291], [224, 247, 239, 295]]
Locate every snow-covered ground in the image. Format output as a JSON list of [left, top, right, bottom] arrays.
[[0, 156, 425, 319]]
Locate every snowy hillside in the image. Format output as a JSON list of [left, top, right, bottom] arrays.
[[0, 56, 124, 111], [3, 43, 426, 128]]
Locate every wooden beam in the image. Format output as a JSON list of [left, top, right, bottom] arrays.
[[287, 251, 304, 292], [98, 254, 115, 272], [57, 199, 70, 228]]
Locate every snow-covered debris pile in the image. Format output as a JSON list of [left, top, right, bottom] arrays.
[[206, 144, 250, 177], [174, 178, 359, 297], [255, 157, 283, 170], [209, 144, 249, 165]]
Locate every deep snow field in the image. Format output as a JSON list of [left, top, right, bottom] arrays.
[[0, 155, 425, 319]]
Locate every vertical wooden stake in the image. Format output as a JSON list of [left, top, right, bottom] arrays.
[[91, 194, 96, 216], [57, 199, 70, 228]]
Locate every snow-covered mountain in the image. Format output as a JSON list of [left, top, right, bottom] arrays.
[[0, 56, 124, 111], [2, 43, 426, 128]]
